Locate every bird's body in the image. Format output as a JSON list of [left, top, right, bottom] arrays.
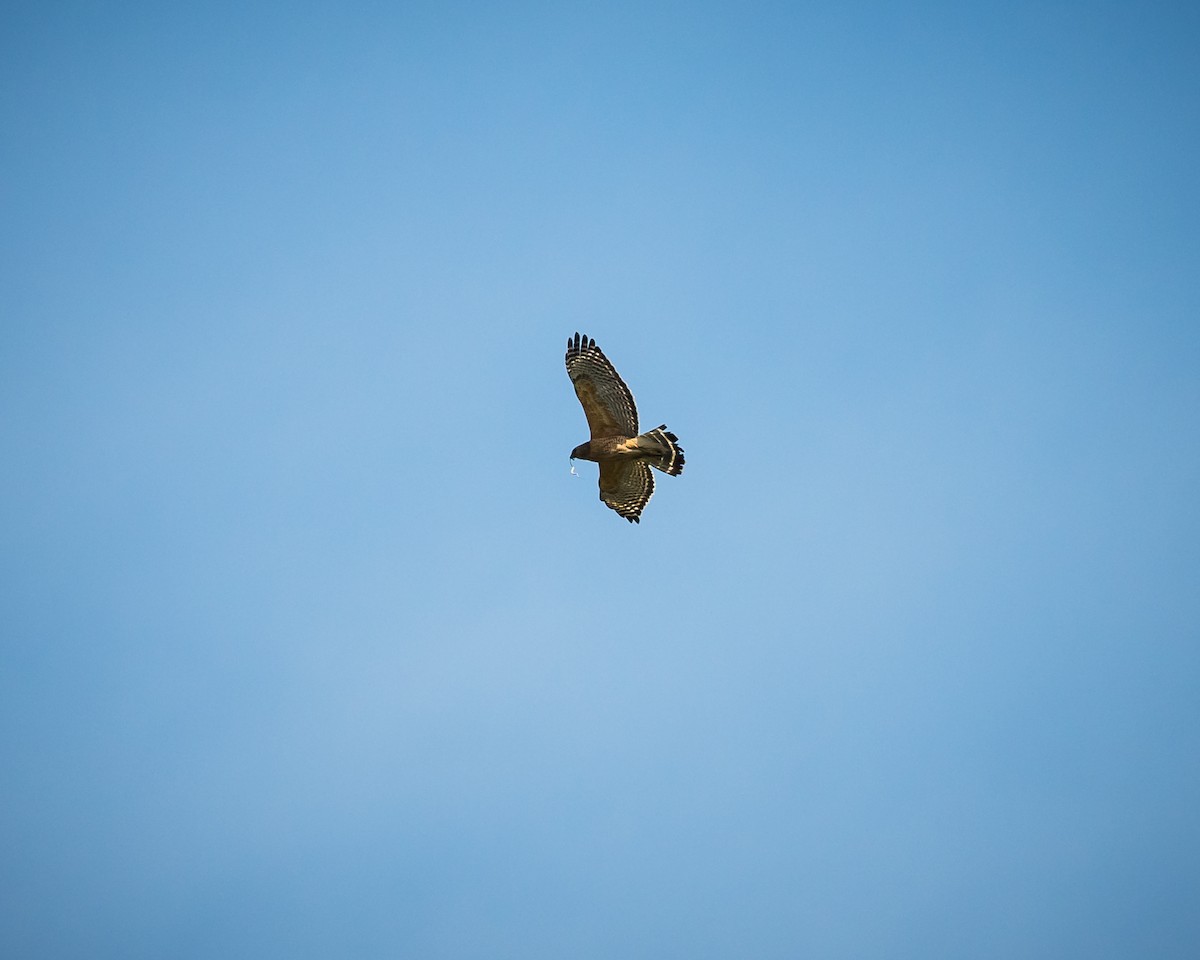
[[569, 437, 639, 461], [565, 332, 685, 523]]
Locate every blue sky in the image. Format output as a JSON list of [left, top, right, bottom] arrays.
[[2, 2, 1198, 957]]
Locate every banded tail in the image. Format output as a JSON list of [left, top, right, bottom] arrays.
[[638, 424, 685, 476]]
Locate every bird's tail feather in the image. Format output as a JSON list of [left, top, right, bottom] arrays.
[[638, 425, 685, 476]]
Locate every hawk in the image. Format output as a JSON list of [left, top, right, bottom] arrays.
[[566, 332, 685, 523]]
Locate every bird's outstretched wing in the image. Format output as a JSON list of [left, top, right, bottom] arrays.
[[598, 460, 654, 523], [565, 333, 639, 438]]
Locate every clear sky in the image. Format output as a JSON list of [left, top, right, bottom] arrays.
[[2, 2, 1198, 957]]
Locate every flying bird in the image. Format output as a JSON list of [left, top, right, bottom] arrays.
[[565, 332, 684, 523]]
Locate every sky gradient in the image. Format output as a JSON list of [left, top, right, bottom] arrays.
[[3, 2, 1199, 957]]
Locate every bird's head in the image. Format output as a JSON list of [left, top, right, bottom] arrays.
[[569, 442, 589, 460]]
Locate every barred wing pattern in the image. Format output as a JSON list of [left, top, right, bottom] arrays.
[[599, 460, 654, 523], [565, 333, 639, 438]]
